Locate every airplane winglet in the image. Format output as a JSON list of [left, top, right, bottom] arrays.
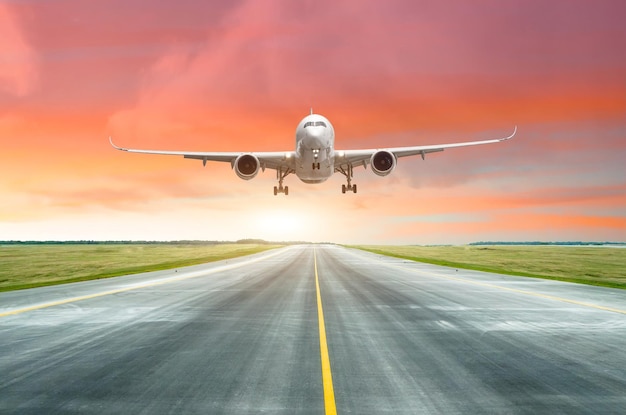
[[109, 136, 127, 151], [501, 126, 517, 141]]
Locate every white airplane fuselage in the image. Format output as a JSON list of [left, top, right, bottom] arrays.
[[294, 114, 335, 183]]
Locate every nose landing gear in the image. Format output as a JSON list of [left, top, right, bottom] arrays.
[[312, 148, 321, 170]]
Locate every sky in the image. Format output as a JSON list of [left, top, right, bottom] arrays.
[[1, 0, 625, 244]]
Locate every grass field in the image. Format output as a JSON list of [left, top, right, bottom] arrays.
[[3, 244, 624, 293], [0, 244, 281, 292], [351, 245, 626, 289]]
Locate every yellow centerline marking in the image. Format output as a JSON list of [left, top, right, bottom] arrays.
[[314, 248, 337, 415], [0, 249, 285, 318]]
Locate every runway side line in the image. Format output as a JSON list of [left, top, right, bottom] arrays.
[[354, 250, 626, 315], [0, 248, 287, 318]]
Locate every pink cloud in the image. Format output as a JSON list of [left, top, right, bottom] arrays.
[[0, 5, 38, 96]]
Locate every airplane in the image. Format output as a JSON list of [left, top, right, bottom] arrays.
[[109, 112, 516, 195]]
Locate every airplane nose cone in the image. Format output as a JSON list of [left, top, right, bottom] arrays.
[[306, 128, 325, 147]]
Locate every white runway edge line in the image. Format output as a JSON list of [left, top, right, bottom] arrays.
[[354, 250, 626, 316], [436, 274, 626, 315], [0, 248, 288, 318]]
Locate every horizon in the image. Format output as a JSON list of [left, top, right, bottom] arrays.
[[2, 240, 625, 247]]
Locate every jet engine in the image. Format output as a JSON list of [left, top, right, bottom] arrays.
[[370, 150, 396, 176], [234, 154, 260, 180]]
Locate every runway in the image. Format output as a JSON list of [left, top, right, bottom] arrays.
[[1, 245, 625, 414]]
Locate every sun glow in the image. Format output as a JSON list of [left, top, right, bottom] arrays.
[[253, 211, 307, 242]]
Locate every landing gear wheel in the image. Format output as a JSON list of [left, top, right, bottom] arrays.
[[342, 184, 357, 194], [274, 185, 288, 195]]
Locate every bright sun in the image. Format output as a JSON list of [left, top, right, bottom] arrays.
[[253, 211, 306, 241]]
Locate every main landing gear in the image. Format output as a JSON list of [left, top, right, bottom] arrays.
[[274, 185, 288, 196], [342, 184, 357, 194], [274, 167, 292, 196], [338, 164, 357, 194]]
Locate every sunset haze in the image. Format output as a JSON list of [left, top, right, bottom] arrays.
[[1, 0, 625, 244]]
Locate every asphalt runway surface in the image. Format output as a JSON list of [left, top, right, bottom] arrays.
[[1, 245, 625, 414]]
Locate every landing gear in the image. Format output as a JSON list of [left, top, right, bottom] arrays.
[[338, 165, 357, 194], [274, 185, 288, 195], [341, 184, 357, 194], [274, 167, 293, 196], [311, 148, 321, 170]]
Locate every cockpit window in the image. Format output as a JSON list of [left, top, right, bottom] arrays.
[[304, 121, 327, 128]]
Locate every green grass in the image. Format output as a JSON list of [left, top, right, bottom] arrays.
[[350, 245, 626, 289], [0, 244, 281, 292]]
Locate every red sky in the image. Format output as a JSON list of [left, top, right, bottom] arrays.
[[1, 0, 625, 244]]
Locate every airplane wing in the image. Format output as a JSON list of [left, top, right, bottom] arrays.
[[109, 137, 295, 171], [334, 126, 517, 169]]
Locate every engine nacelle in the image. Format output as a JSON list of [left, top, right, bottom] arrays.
[[370, 150, 396, 176], [234, 154, 260, 180]]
